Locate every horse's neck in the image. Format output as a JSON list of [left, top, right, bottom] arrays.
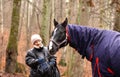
[[67, 25, 92, 58], [67, 24, 84, 47], [67, 24, 101, 48]]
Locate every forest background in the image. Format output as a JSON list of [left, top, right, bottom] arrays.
[[0, 0, 120, 77]]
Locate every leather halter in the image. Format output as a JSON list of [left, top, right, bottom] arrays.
[[50, 26, 69, 49], [50, 36, 68, 49]]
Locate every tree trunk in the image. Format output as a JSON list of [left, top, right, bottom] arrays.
[[79, 0, 89, 25], [0, 0, 3, 46], [113, 0, 120, 32], [26, 0, 33, 50], [65, 0, 87, 77], [40, 0, 51, 45], [5, 0, 21, 73], [49, 0, 54, 35], [114, 14, 120, 32], [0, 0, 3, 70]]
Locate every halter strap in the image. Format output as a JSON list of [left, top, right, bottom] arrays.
[[50, 25, 69, 49], [50, 37, 68, 49]]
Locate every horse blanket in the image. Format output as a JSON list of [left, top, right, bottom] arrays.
[[67, 24, 120, 77]]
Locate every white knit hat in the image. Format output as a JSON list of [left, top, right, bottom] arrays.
[[31, 34, 42, 44]]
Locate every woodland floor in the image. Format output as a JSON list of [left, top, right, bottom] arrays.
[[0, 51, 67, 77]]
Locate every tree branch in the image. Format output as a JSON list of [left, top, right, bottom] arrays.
[[26, 0, 43, 14]]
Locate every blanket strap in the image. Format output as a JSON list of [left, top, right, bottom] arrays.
[[107, 68, 115, 75], [89, 44, 94, 61], [90, 44, 102, 77], [93, 57, 102, 77], [96, 57, 102, 77], [89, 44, 115, 76]]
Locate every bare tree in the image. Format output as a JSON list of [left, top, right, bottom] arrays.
[[0, 0, 3, 46], [0, 0, 3, 71], [40, 0, 51, 45], [5, 0, 21, 73], [26, 0, 33, 50]]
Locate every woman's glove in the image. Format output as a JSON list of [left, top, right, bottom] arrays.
[[49, 57, 56, 67], [37, 58, 50, 74], [37, 58, 46, 64]]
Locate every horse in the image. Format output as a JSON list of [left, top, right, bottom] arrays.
[[48, 18, 120, 77]]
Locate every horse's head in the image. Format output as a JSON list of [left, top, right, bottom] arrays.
[[48, 18, 68, 55]]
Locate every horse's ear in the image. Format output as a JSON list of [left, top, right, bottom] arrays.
[[54, 19, 58, 27], [62, 18, 68, 28]]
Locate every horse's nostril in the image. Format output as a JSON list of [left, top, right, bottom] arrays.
[[50, 50, 56, 55]]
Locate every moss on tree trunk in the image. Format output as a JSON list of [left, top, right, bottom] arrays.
[[40, 0, 51, 45], [5, 0, 21, 73]]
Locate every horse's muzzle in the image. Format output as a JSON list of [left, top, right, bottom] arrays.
[[48, 41, 58, 55]]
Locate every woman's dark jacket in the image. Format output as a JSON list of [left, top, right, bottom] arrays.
[[25, 47, 60, 77]]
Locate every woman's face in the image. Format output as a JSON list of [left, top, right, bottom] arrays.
[[34, 40, 43, 48]]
